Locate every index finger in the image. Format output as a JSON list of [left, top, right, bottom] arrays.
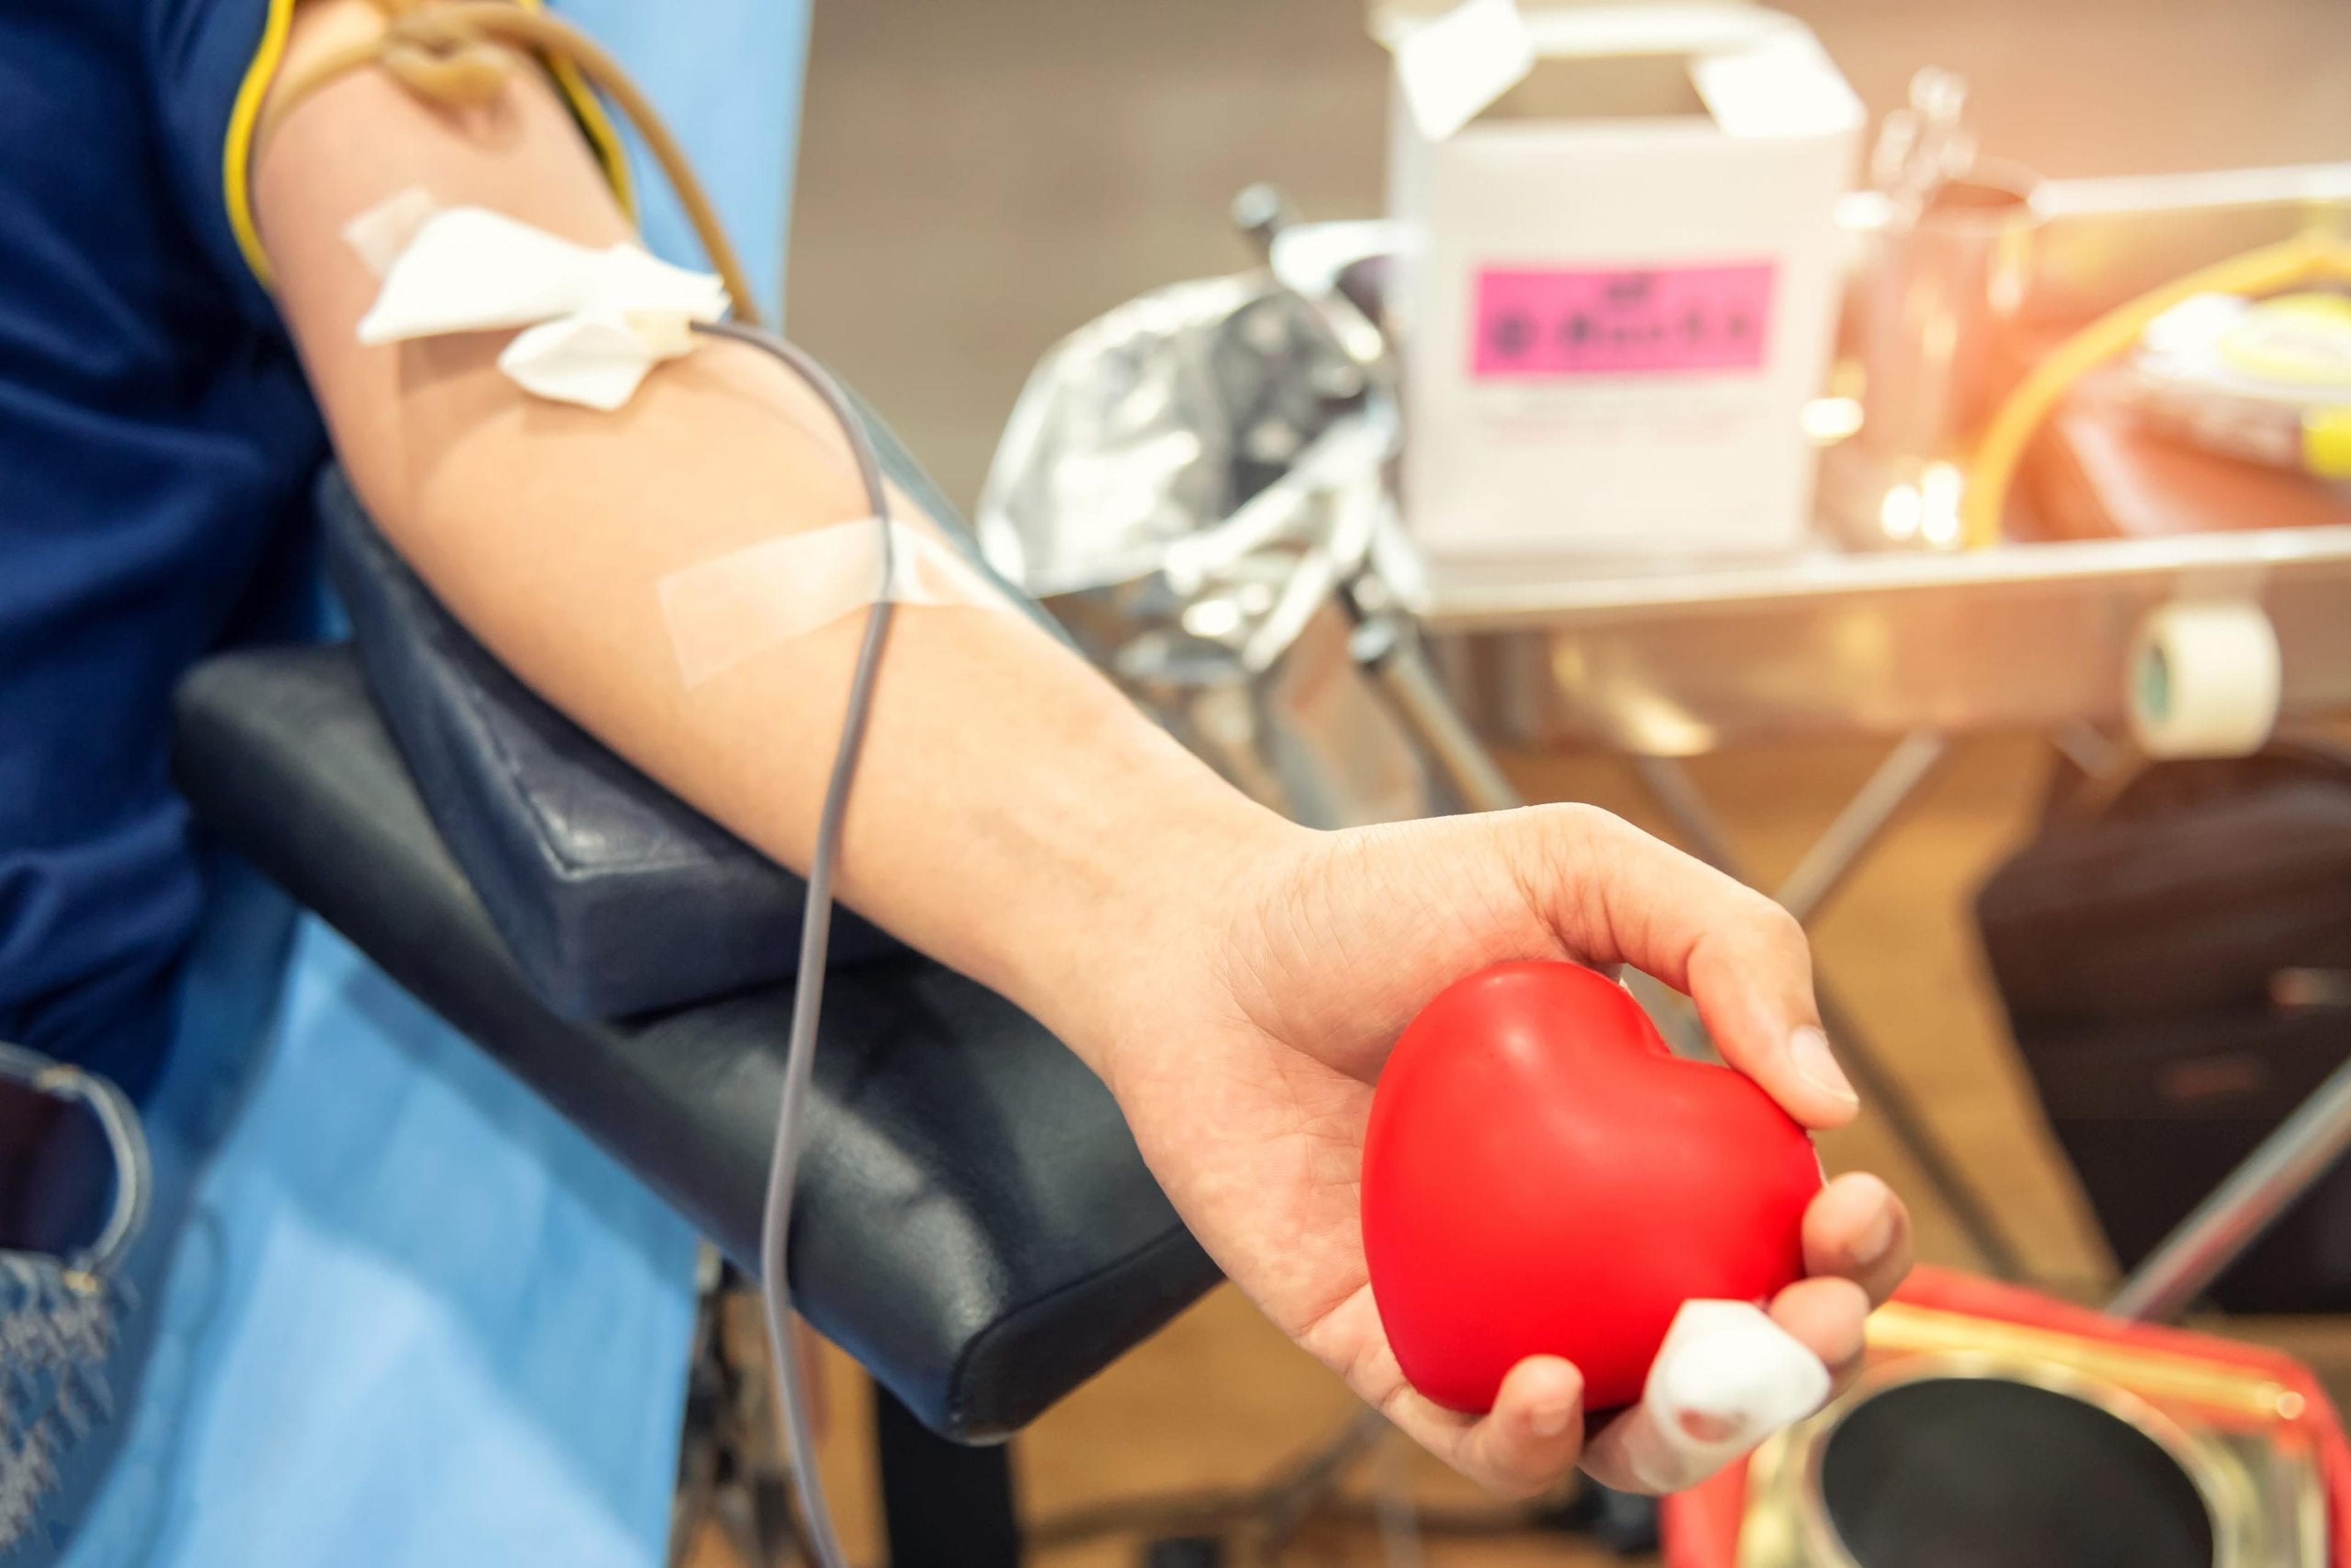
[[1509, 805, 1860, 1129]]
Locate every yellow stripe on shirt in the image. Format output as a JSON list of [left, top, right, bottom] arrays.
[[222, 0, 298, 287], [222, 0, 638, 291]]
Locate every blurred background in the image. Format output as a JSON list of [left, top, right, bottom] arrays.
[[787, 0, 2351, 512], [745, 3, 2351, 1563]]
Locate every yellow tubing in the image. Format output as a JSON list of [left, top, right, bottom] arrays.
[[1960, 223, 2351, 549]]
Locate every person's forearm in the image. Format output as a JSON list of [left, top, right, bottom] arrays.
[[253, 5, 1297, 1065]]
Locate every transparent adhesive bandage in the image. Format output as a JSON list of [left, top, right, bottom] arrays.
[[342, 185, 442, 278], [658, 518, 1016, 688]]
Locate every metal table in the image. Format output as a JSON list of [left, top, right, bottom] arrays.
[[1420, 525, 2351, 755], [1387, 162, 2351, 1308], [1404, 523, 2351, 1295]]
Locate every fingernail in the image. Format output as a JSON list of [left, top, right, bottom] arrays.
[[1854, 1183, 1898, 1265], [1529, 1396, 1577, 1439], [1677, 1408, 1742, 1444], [1790, 1024, 1857, 1106]]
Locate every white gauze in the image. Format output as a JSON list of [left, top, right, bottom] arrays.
[[354, 205, 729, 410], [659, 519, 1017, 688]]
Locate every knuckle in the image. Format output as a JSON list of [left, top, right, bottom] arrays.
[[1520, 802, 1636, 901], [1532, 801, 1631, 850], [1748, 896, 1810, 960]]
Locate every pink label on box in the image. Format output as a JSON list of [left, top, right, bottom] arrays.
[[1471, 262, 1775, 378]]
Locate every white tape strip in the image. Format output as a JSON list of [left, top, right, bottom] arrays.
[[1586, 1299, 1832, 1493], [659, 519, 1014, 688]]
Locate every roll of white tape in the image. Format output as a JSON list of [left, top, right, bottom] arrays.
[[2127, 600, 2282, 759]]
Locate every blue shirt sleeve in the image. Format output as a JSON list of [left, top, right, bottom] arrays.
[[144, 0, 285, 328]]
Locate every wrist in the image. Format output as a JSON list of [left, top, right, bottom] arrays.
[[977, 740, 1307, 1091]]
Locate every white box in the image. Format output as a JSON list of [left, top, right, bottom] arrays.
[[1384, 2, 1862, 563]]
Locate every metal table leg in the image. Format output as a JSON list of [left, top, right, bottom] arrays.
[[1774, 732, 1950, 925], [1629, 755, 1749, 874], [1629, 745, 2026, 1281], [671, 1258, 819, 1567], [2109, 1051, 2351, 1322], [1636, 731, 1949, 928], [1354, 615, 1523, 817]]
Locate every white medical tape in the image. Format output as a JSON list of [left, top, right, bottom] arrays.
[[658, 519, 1016, 688], [1587, 1299, 1833, 1493], [2127, 599, 2282, 760]]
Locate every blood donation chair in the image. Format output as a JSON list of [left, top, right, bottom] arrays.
[[167, 438, 1221, 1566]]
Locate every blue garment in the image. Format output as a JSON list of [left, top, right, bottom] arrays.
[[0, 0, 323, 1099], [2, 0, 814, 1561]]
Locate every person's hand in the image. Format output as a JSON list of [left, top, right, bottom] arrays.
[[1098, 804, 1912, 1496]]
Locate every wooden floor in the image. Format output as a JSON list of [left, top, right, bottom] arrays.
[[682, 3, 2351, 1562]]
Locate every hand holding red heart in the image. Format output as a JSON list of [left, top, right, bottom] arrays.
[[1362, 958, 1825, 1414], [1097, 803, 1911, 1496]]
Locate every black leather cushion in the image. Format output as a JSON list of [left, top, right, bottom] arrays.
[[320, 466, 899, 1019], [313, 374, 1048, 1022], [170, 646, 1220, 1438]]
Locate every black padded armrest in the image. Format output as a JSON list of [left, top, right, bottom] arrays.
[[170, 645, 1218, 1439]]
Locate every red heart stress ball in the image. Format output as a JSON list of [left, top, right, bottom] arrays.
[[1362, 961, 1822, 1414]]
